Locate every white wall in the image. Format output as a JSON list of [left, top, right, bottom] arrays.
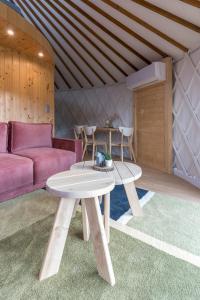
[[173, 49, 200, 189], [55, 82, 133, 137]]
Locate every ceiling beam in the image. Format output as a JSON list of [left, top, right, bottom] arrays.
[[49, 0, 138, 71], [131, 0, 200, 33], [65, 0, 150, 64], [81, 0, 167, 57], [17, 0, 87, 88], [55, 66, 71, 89], [54, 80, 59, 90], [47, 0, 138, 73], [32, 1, 112, 84], [102, 0, 188, 52], [180, 0, 200, 8]]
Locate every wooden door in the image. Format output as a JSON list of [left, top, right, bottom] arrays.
[[134, 57, 172, 173]]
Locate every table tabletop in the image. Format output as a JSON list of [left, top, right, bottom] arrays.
[[96, 127, 119, 132], [71, 161, 142, 185], [46, 169, 115, 199]]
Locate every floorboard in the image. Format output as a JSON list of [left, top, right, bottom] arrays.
[[84, 153, 200, 203]]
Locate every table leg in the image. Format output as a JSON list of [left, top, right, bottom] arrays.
[[124, 182, 143, 217], [109, 130, 112, 155], [103, 193, 110, 243], [85, 197, 115, 286], [39, 197, 75, 281], [81, 199, 90, 241]]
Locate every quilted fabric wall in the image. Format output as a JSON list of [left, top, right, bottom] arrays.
[[173, 49, 200, 189], [55, 83, 133, 156], [55, 51, 200, 188]]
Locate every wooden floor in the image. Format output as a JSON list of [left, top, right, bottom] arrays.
[[85, 153, 199, 203], [135, 164, 200, 203], [115, 155, 200, 202]]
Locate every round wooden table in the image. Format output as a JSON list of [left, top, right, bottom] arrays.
[[71, 161, 143, 242], [39, 169, 115, 286]]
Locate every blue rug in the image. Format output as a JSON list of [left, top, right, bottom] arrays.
[[100, 185, 148, 221]]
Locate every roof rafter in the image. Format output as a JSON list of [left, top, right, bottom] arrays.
[[54, 80, 59, 90], [32, 0, 112, 84], [47, 0, 138, 72], [65, 0, 150, 64], [131, 0, 200, 33], [102, 0, 188, 52], [55, 65, 71, 89], [180, 0, 200, 8], [81, 0, 167, 56]]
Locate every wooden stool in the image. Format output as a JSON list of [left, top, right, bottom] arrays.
[[71, 161, 143, 243], [39, 169, 115, 286]]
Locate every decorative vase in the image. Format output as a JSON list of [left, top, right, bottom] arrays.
[[105, 159, 113, 168], [96, 152, 105, 166]]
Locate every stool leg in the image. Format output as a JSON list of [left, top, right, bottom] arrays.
[[85, 197, 115, 286], [72, 199, 80, 218], [103, 193, 110, 243], [124, 182, 143, 217], [81, 199, 90, 241], [39, 198, 75, 281]]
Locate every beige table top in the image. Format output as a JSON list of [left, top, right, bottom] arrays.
[[46, 169, 115, 199], [71, 161, 142, 185]]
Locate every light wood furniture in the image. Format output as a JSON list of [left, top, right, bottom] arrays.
[[82, 126, 107, 160], [134, 57, 172, 173], [71, 161, 143, 242], [39, 169, 115, 286], [96, 127, 119, 155], [0, 2, 54, 124], [74, 125, 85, 139], [111, 127, 135, 162]]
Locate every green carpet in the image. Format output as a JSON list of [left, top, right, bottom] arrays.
[[0, 190, 200, 300], [0, 190, 58, 240], [128, 193, 200, 256]]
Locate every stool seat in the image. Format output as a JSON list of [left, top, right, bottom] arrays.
[[39, 169, 116, 286], [46, 169, 114, 199]]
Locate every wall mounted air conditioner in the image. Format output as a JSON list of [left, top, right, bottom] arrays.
[[126, 62, 166, 90]]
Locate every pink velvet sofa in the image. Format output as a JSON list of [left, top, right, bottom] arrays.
[[0, 121, 82, 202]]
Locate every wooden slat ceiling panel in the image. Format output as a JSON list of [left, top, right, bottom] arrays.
[[12, 0, 200, 90]]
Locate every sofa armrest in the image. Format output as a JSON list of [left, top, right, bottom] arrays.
[[52, 138, 82, 162]]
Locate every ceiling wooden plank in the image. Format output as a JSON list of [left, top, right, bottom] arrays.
[[49, 0, 138, 71], [132, 0, 200, 33], [180, 0, 200, 8], [102, 0, 188, 52], [16, 0, 82, 88], [17, 0, 88, 88], [65, 0, 150, 64], [47, 0, 138, 74], [55, 65, 71, 89], [81, 0, 167, 57], [33, 1, 111, 84]]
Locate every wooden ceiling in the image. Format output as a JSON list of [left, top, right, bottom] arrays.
[[0, 1, 53, 63], [13, 0, 200, 90]]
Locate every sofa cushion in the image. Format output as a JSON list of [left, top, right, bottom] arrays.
[[15, 148, 76, 184], [10, 121, 52, 152], [0, 123, 8, 153], [0, 153, 33, 194]]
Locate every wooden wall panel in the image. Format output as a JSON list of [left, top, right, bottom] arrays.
[[0, 46, 54, 124], [134, 57, 173, 173]]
